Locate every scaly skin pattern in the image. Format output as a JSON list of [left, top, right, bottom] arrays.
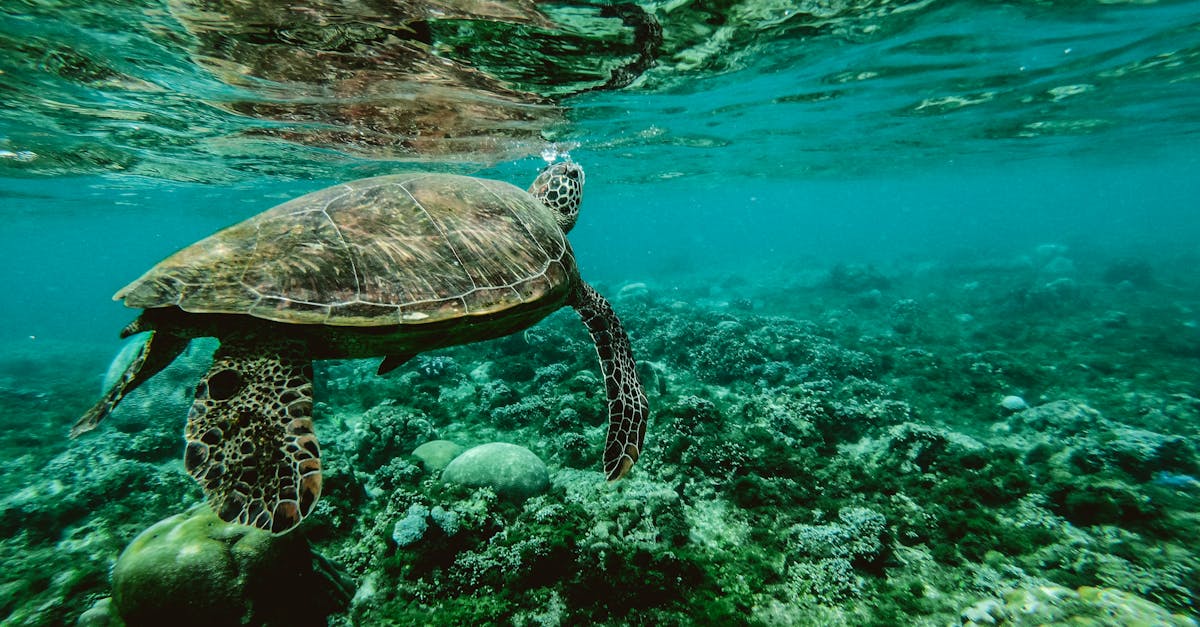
[[74, 163, 650, 534], [571, 282, 649, 480], [185, 337, 320, 534]]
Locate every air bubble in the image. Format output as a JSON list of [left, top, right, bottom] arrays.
[[540, 144, 572, 164]]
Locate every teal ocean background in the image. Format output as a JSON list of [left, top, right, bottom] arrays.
[[2, 1, 1199, 625]]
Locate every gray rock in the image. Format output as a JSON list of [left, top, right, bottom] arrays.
[[999, 395, 1028, 412], [412, 440, 465, 473], [1103, 428, 1197, 480], [111, 506, 349, 626], [76, 597, 123, 627], [102, 334, 150, 393], [102, 337, 217, 439], [1012, 400, 1102, 436], [441, 442, 549, 501]]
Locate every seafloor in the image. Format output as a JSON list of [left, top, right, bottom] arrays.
[[1, 245, 1198, 626]]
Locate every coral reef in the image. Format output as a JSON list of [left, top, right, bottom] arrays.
[[1, 247, 1198, 625], [961, 584, 1197, 626]]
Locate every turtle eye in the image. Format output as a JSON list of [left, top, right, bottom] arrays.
[[545, 162, 581, 181]]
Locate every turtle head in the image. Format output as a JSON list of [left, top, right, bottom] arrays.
[[529, 161, 585, 233]]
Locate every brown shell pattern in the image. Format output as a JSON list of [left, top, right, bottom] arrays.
[[116, 174, 576, 326]]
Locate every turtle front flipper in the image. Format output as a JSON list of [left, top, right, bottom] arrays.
[[377, 353, 416, 376], [185, 338, 320, 534], [71, 327, 187, 438], [570, 282, 649, 480]]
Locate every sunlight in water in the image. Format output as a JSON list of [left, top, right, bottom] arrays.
[[1, 1, 1199, 625]]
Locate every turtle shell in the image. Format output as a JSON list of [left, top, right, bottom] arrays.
[[117, 173, 577, 326]]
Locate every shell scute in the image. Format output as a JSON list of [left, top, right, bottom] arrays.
[[116, 173, 575, 326], [328, 301, 402, 325], [179, 281, 259, 313], [240, 211, 359, 307], [250, 297, 331, 325]]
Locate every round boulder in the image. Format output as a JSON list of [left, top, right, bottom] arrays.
[[412, 440, 465, 473], [999, 395, 1029, 412], [441, 442, 549, 501], [111, 506, 348, 626]]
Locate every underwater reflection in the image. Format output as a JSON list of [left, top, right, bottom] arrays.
[[168, 0, 563, 162]]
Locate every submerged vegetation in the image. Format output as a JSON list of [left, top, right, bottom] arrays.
[[1, 245, 1198, 625]]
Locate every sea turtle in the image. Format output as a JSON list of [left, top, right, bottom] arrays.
[[72, 162, 648, 534]]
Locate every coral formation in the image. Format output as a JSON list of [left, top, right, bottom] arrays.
[[111, 506, 349, 626], [441, 443, 550, 502], [412, 439, 465, 473], [961, 584, 1197, 626], [1, 245, 1198, 625]]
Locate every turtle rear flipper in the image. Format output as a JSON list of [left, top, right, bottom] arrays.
[[71, 327, 187, 438], [571, 282, 649, 480], [185, 338, 320, 534]]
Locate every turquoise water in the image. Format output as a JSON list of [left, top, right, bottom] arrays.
[[2, 1, 1200, 625]]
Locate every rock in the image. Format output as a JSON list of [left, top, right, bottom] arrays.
[[617, 282, 650, 301], [1102, 257, 1155, 287], [441, 442, 549, 501], [1099, 310, 1129, 328], [1050, 479, 1159, 527], [102, 335, 150, 393], [1152, 472, 1200, 490], [1011, 401, 1102, 436], [854, 288, 884, 309], [412, 440, 465, 473], [76, 597, 123, 627], [1026, 277, 1081, 310], [1102, 428, 1198, 480], [101, 337, 217, 445], [999, 395, 1028, 412], [960, 598, 1003, 625], [828, 263, 889, 293], [111, 507, 349, 627], [871, 422, 985, 474], [963, 585, 1197, 627], [1041, 256, 1076, 277]]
